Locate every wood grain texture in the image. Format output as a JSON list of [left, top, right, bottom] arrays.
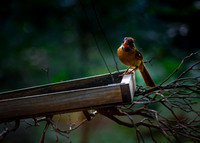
[[0, 70, 136, 122], [0, 71, 124, 100], [0, 84, 127, 121], [121, 73, 136, 101]]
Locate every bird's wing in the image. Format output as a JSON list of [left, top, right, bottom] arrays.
[[135, 50, 143, 60]]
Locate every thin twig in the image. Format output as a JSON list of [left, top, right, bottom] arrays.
[[160, 52, 198, 85], [0, 120, 20, 142]]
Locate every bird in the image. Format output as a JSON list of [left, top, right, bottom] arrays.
[[117, 37, 156, 87]]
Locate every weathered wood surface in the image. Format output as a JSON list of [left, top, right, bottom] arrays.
[[121, 73, 136, 101], [0, 71, 123, 100], [0, 84, 128, 122], [0, 72, 135, 122]]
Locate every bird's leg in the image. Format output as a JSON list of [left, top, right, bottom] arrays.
[[122, 66, 131, 77], [127, 66, 138, 74]]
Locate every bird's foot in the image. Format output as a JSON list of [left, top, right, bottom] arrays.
[[127, 68, 136, 74], [121, 66, 132, 77], [121, 67, 137, 77]]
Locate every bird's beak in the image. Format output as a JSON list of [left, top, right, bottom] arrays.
[[122, 40, 129, 48]]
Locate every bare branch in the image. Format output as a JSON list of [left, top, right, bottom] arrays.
[[100, 52, 200, 142], [160, 52, 198, 85], [40, 120, 50, 143], [0, 120, 20, 142]]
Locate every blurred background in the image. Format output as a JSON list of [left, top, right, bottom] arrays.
[[0, 0, 199, 142]]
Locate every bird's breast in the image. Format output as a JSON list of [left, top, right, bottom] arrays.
[[117, 46, 142, 67]]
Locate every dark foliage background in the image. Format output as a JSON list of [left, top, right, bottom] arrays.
[[0, 0, 199, 142]]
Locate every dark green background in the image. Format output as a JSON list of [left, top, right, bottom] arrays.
[[0, 0, 199, 142]]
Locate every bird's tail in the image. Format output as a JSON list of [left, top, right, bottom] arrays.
[[139, 62, 156, 87]]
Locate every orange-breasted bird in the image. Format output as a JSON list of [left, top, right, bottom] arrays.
[[117, 37, 156, 87]]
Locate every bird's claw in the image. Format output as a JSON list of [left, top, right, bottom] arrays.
[[120, 66, 136, 77]]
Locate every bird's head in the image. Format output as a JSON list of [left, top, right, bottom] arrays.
[[122, 37, 135, 52]]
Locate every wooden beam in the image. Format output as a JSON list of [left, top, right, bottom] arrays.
[[0, 71, 136, 122], [121, 73, 136, 101], [0, 71, 123, 100], [0, 84, 126, 121]]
